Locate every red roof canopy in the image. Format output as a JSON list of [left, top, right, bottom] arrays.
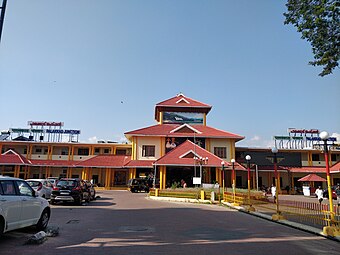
[[154, 140, 245, 170], [0, 150, 31, 165], [30, 159, 76, 167], [284, 166, 326, 173], [331, 161, 340, 173], [76, 155, 130, 168], [297, 174, 327, 182], [124, 160, 154, 168]]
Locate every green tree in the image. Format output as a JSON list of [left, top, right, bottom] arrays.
[[284, 0, 339, 76]]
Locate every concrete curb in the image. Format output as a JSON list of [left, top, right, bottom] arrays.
[[148, 195, 340, 242], [148, 195, 211, 204]]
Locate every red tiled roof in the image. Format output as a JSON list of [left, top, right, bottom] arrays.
[[124, 160, 154, 168], [30, 159, 77, 167], [256, 165, 291, 171], [154, 94, 212, 121], [125, 124, 244, 141], [330, 161, 340, 173], [76, 155, 130, 168], [155, 140, 227, 167], [0, 150, 31, 165], [297, 174, 326, 182], [156, 94, 212, 108], [284, 166, 326, 173]]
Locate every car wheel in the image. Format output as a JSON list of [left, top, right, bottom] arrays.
[[36, 209, 50, 231], [0, 217, 4, 236], [50, 200, 56, 205], [76, 195, 83, 205]]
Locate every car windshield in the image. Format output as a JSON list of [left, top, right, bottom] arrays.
[[57, 180, 76, 187], [27, 181, 41, 187]]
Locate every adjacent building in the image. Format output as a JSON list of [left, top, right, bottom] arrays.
[[1, 94, 339, 192]]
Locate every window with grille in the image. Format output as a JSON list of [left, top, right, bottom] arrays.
[[78, 148, 89, 156], [142, 145, 155, 157], [214, 147, 227, 158], [61, 148, 69, 155], [312, 154, 320, 161], [116, 149, 127, 155], [331, 154, 338, 162]]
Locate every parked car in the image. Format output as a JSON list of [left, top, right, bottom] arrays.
[[84, 180, 96, 200], [47, 177, 59, 186], [0, 176, 51, 235], [26, 179, 53, 199], [127, 178, 150, 193], [50, 178, 90, 205], [323, 186, 337, 200]]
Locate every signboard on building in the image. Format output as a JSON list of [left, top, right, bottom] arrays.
[[28, 121, 64, 127], [163, 112, 204, 124], [274, 128, 337, 149]]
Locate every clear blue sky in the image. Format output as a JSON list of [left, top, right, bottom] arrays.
[[0, 0, 339, 147]]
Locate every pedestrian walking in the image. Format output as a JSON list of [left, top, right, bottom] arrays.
[[315, 186, 323, 205], [271, 184, 276, 203]]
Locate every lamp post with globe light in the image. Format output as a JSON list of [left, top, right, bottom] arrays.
[[271, 147, 284, 220], [319, 131, 340, 236], [245, 155, 254, 211], [231, 158, 238, 205], [194, 156, 208, 188], [221, 161, 225, 192]]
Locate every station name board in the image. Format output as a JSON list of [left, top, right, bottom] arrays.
[[46, 129, 80, 134], [10, 128, 80, 135], [288, 128, 319, 134], [28, 121, 64, 127]]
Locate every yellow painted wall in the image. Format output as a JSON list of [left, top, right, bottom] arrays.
[[209, 138, 233, 161], [136, 137, 162, 160]]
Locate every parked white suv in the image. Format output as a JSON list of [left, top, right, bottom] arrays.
[[0, 176, 51, 235]]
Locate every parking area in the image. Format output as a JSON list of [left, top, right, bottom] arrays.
[[1, 190, 340, 255]]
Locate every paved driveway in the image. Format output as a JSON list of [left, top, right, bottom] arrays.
[[0, 190, 339, 255]]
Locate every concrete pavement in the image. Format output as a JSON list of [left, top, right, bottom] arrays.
[[148, 195, 340, 242]]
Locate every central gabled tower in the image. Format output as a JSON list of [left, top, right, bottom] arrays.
[[154, 93, 212, 125]]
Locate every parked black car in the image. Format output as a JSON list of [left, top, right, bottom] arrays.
[[127, 178, 150, 193], [50, 178, 91, 205]]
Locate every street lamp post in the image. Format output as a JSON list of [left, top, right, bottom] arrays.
[[194, 156, 208, 188], [271, 147, 284, 221], [221, 161, 225, 192], [319, 131, 340, 237], [245, 155, 254, 211], [231, 159, 238, 206]]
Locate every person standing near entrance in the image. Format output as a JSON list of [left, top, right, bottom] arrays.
[[315, 186, 323, 205]]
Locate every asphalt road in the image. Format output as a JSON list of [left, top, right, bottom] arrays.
[[0, 190, 339, 255]]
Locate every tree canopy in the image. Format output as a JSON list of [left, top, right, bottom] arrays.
[[284, 0, 339, 76]]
